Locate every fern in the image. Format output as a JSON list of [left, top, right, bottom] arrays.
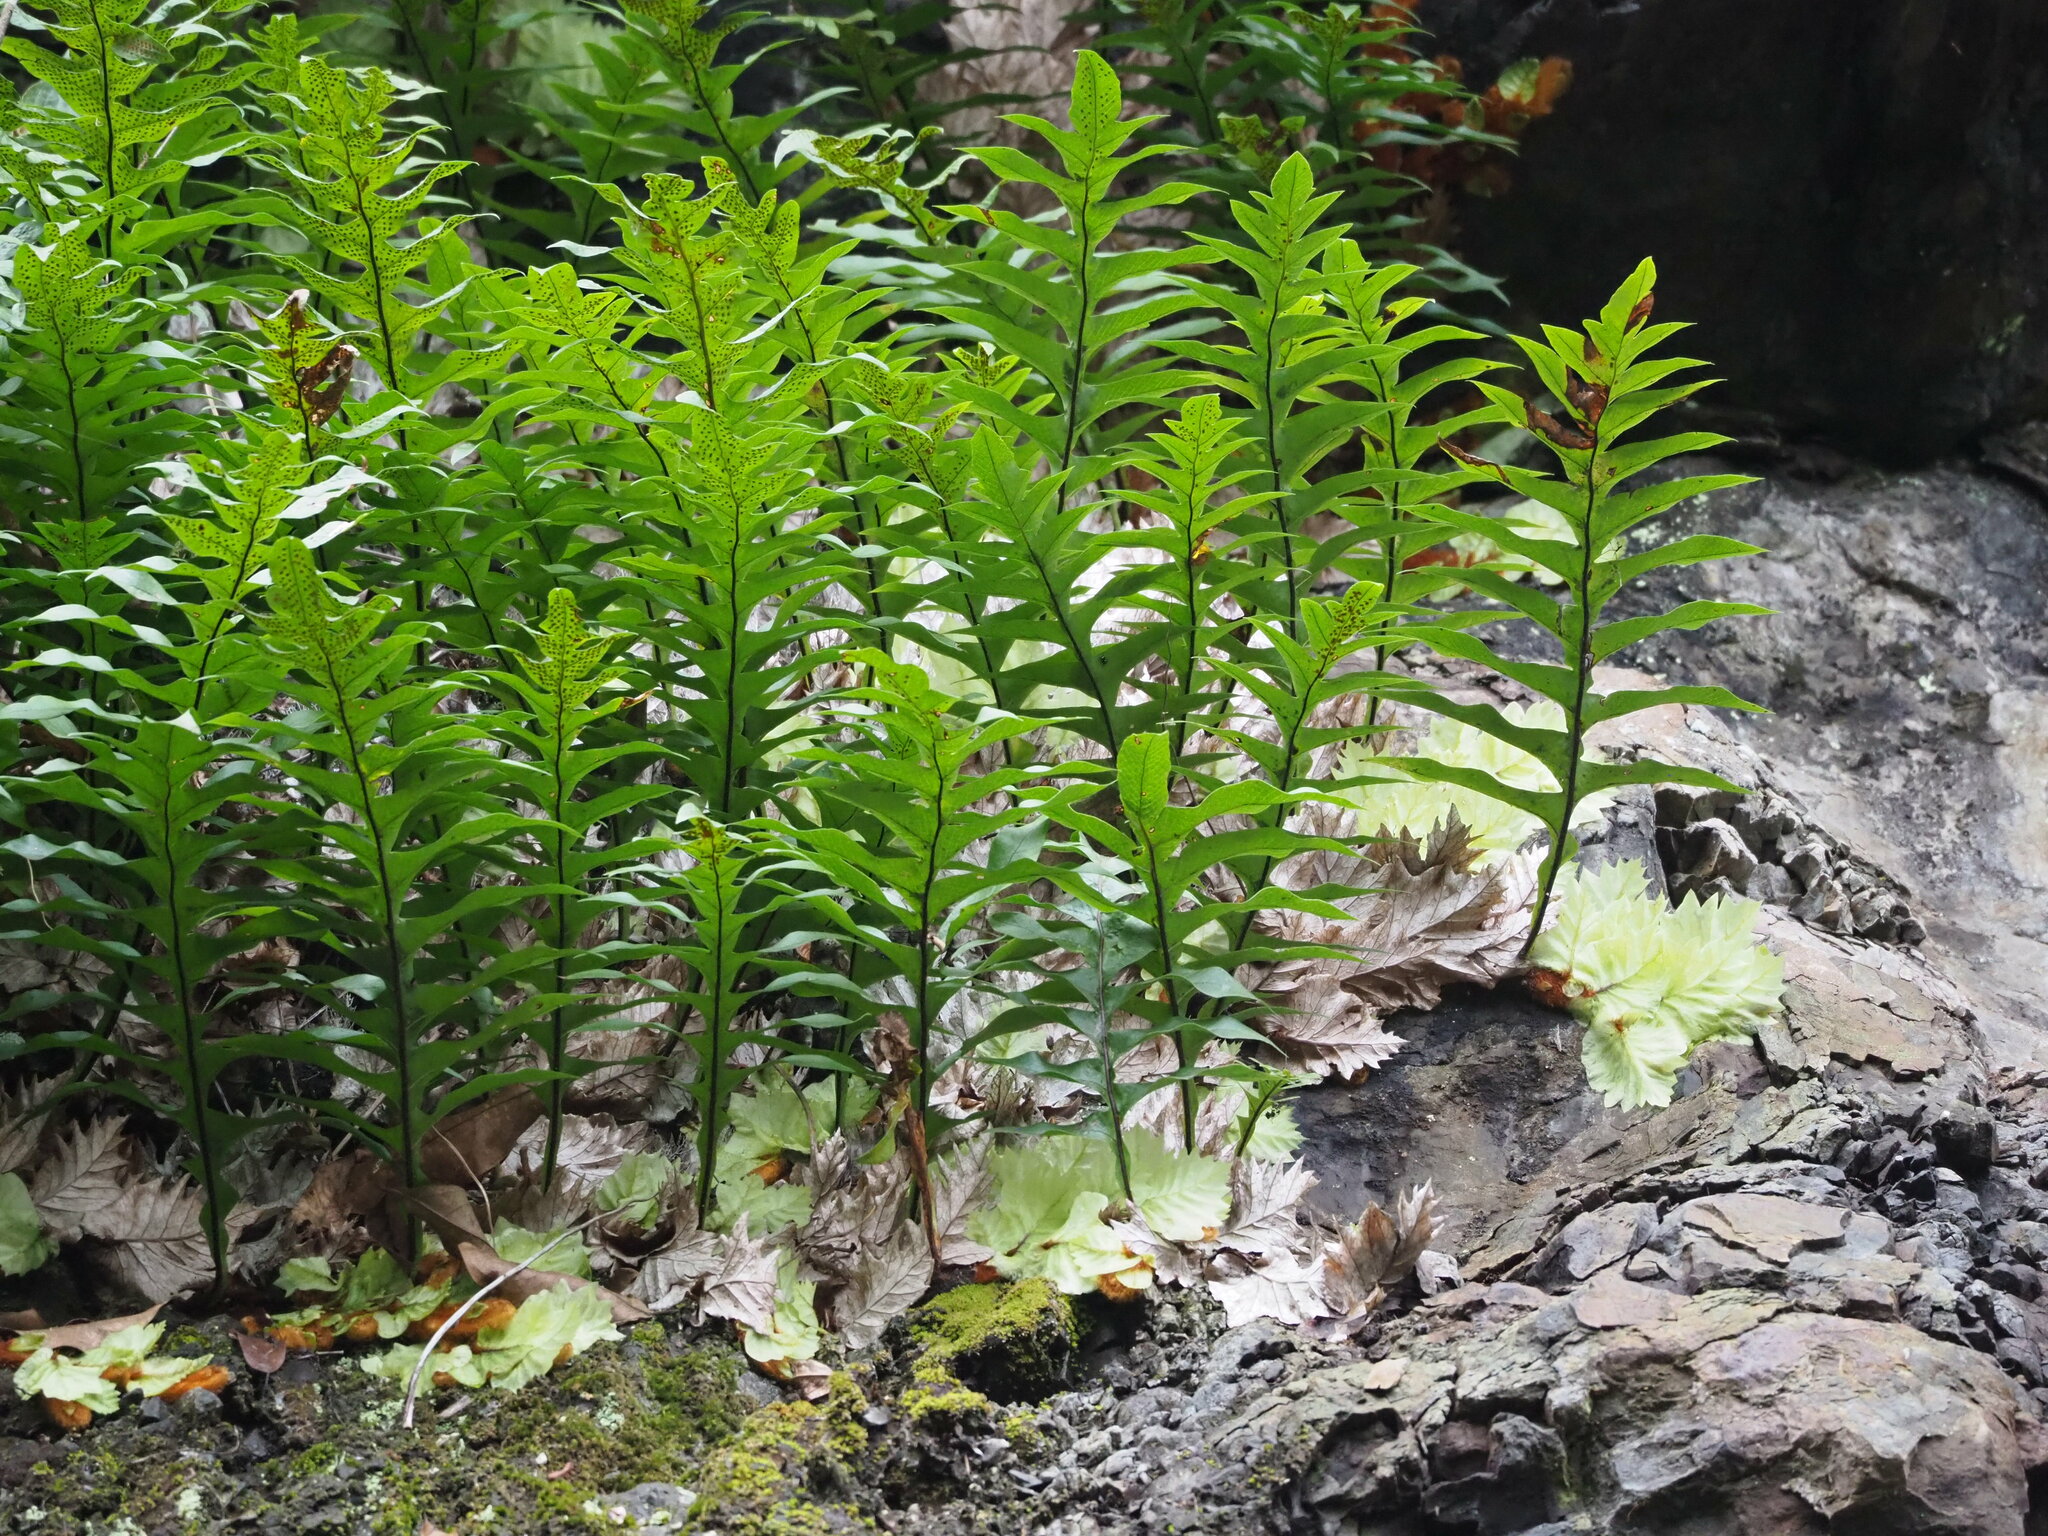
[[256, 57, 465, 412], [0, 31, 1777, 1346], [1172, 153, 1351, 630], [240, 292, 358, 466], [489, 589, 670, 1188], [1318, 241, 1500, 717], [665, 821, 812, 1227], [0, 230, 195, 540], [1401, 261, 1769, 945], [0, 699, 270, 1292], [985, 900, 1161, 1207], [1111, 393, 1268, 753], [0, 0, 257, 257], [614, 414, 853, 819], [781, 651, 1054, 1246], [153, 430, 311, 715], [1041, 731, 1351, 1145], [247, 540, 541, 1191], [616, 0, 810, 202], [940, 50, 1204, 492]]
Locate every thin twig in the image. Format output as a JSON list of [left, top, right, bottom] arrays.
[[400, 1212, 603, 1429]]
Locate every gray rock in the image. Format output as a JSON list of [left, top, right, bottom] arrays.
[[1790, 874, 1851, 932], [600, 1483, 698, 1529], [1667, 818, 1757, 896], [1606, 463, 2048, 1057], [1783, 839, 1829, 893], [1746, 862, 1800, 907], [1526, 1203, 1658, 1287], [1933, 1100, 1999, 1178], [1421, 1412, 1566, 1534], [2004, 1221, 2048, 1267], [171, 1387, 223, 1419], [1188, 1288, 2038, 1536]]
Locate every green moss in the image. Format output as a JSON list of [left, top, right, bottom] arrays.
[[443, 1344, 746, 1526], [17, 1333, 749, 1536], [159, 1325, 213, 1356], [365, 1464, 429, 1536], [2, 1437, 241, 1536], [0, 1328, 780, 1536], [288, 1440, 342, 1478], [682, 1373, 874, 1536], [900, 1279, 1078, 1426], [1001, 1408, 1048, 1458], [899, 1381, 992, 1427]]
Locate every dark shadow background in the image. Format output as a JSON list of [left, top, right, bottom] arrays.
[[1426, 0, 2048, 466]]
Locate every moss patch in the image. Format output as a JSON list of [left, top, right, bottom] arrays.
[[0, 1291, 1085, 1533], [0, 1318, 752, 1535], [898, 1280, 1078, 1431], [682, 1373, 874, 1535], [909, 1280, 1078, 1399]]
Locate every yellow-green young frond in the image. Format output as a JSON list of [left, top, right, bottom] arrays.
[[260, 538, 391, 662], [522, 587, 615, 699], [1530, 859, 1784, 1110]]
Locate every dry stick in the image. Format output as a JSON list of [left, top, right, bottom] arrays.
[[399, 1213, 603, 1429]]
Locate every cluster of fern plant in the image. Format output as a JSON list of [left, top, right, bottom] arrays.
[[0, 0, 1776, 1379]]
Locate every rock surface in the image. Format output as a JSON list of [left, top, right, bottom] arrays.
[[1616, 460, 2048, 1063], [1425, 0, 2048, 463], [986, 659, 2048, 1534], [998, 907, 2048, 1535]]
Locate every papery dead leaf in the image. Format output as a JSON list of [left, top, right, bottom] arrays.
[[1299, 1285, 1385, 1343], [1249, 1007, 1405, 1083], [932, 1145, 994, 1268], [630, 1227, 724, 1315], [1191, 1085, 1245, 1158], [865, 1011, 915, 1079], [697, 1217, 778, 1334], [829, 1226, 933, 1350], [87, 1176, 213, 1301], [799, 1142, 908, 1284], [11, 1304, 161, 1351], [221, 1123, 324, 1284], [1414, 1249, 1461, 1296], [565, 1020, 669, 1119], [30, 1116, 131, 1243], [786, 1358, 833, 1400], [494, 1178, 596, 1244], [1108, 1220, 1197, 1288], [1253, 817, 1530, 1079], [1323, 1184, 1438, 1318], [1205, 1251, 1327, 1329], [290, 1149, 399, 1254], [1216, 1159, 1316, 1258], [498, 1113, 649, 1194], [0, 1078, 62, 1175], [422, 1087, 543, 1185]]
